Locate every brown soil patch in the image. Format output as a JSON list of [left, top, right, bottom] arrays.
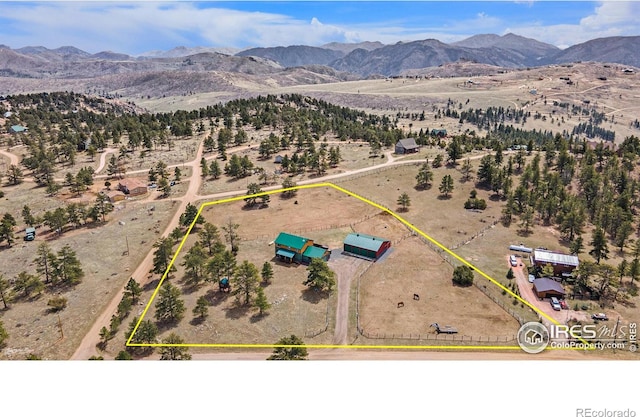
[[359, 237, 519, 341]]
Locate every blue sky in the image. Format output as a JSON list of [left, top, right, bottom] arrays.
[[0, 1, 638, 55]]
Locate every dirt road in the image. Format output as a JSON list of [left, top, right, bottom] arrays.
[[0, 147, 20, 166], [71, 140, 205, 359], [183, 347, 596, 360], [94, 147, 117, 174]]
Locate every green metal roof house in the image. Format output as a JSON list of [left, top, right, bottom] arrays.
[[343, 233, 391, 260], [10, 125, 27, 133], [274, 232, 329, 264]]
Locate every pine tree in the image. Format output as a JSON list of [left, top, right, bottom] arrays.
[[261, 262, 274, 284], [415, 162, 434, 189], [397, 192, 411, 211], [232, 261, 260, 306], [192, 296, 209, 319], [255, 287, 271, 316], [154, 282, 185, 324], [589, 228, 609, 264], [438, 174, 454, 197]]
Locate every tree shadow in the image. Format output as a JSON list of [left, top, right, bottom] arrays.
[[516, 229, 533, 237], [488, 194, 502, 202], [156, 319, 180, 332], [301, 287, 330, 304], [205, 289, 228, 307], [413, 184, 432, 191], [190, 316, 206, 326], [143, 278, 161, 292], [250, 312, 268, 323], [436, 195, 452, 200], [224, 304, 251, 320]]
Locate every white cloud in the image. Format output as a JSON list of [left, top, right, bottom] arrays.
[[0, 1, 637, 54], [504, 1, 640, 48]]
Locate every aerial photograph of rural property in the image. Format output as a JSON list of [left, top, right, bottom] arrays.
[[0, 0, 639, 414]]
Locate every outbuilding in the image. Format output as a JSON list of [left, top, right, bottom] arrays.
[[343, 233, 391, 260], [532, 249, 579, 275], [395, 138, 419, 154], [105, 190, 126, 203], [533, 278, 566, 299]]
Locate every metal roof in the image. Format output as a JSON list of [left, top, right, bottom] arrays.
[[303, 245, 327, 259], [533, 278, 566, 295], [396, 138, 418, 150], [10, 125, 26, 132], [344, 233, 389, 253], [533, 249, 579, 267], [276, 248, 295, 258], [274, 232, 308, 250]]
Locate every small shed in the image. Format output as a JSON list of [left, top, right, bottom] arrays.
[[395, 138, 419, 154], [533, 278, 566, 299], [343, 233, 391, 260], [431, 129, 447, 137], [274, 155, 283, 164]]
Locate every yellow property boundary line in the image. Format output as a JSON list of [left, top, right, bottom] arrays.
[[127, 182, 591, 352]]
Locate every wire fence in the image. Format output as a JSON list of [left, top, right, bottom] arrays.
[[239, 212, 382, 242], [357, 330, 516, 343], [448, 219, 500, 250]]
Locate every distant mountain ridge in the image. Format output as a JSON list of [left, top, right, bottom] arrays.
[[1, 34, 639, 80]]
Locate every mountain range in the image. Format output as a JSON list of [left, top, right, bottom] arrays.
[[0, 34, 638, 81]]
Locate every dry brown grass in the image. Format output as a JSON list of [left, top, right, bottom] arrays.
[[358, 236, 520, 340], [0, 199, 177, 359]]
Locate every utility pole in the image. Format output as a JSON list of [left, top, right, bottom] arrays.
[[125, 235, 130, 256], [57, 313, 64, 340]]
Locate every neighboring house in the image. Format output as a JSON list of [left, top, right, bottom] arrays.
[[532, 278, 566, 299], [431, 129, 447, 137], [343, 233, 391, 260], [117, 178, 147, 196], [532, 249, 579, 276], [395, 138, 419, 154], [274, 232, 330, 264], [10, 125, 27, 134], [3, 111, 12, 118]]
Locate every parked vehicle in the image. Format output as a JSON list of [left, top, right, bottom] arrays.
[[509, 255, 518, 267], [592, 313, 609, 321], [559, 299, 568, 310], [528, 274, 536, 283], [550, 297, 562, 311]]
